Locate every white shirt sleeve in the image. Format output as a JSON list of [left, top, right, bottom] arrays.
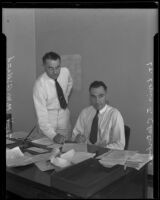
[[72, 110, 85, 141], [33, 82, 56, 140], [106, 110, 125, 150]]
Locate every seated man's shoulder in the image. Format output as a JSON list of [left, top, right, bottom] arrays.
[[80, 106, 94, 115], [107, 105, 121, 115]]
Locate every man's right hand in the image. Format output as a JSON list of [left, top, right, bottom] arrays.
[[75, 134, 86, 143], [53, 133, 66, 144]]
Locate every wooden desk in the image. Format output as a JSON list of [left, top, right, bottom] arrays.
[[6, 143, 147, 199]]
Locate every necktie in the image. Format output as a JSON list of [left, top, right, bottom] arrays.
[[89, 110, 99, 144], [55, 79, 67, 109]]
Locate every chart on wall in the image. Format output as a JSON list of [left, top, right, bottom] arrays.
[[61, 54, 82, 90]]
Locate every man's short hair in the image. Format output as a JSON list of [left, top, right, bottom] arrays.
[[42, 52, 61, 64], [89, 81, 107, 92]]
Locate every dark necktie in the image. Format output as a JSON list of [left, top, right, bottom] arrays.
[[55, 79, 67, 109], [89, 110, 99, 144]]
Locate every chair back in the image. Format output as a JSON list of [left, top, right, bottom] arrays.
[[124, 125, 130, 150]]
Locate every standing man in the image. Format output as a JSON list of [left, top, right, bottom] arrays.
[[72, 81, 125, 150], [33, 51, 73, 144]]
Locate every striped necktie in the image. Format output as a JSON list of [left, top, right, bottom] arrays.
[[55, 79, 67, 109], [89, 110, 99, 144]]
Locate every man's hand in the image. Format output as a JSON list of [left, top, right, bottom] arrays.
[[53, 133, 66, 144], [75, 134, 86, 143]]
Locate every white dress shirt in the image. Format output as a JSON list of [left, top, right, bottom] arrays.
[[33, 67, 73, 140], [72, 104, 125, 150]]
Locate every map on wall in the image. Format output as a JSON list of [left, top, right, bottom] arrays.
[[61, 54, 82, 90]]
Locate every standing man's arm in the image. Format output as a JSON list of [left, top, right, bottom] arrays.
[[106, 111, 125, 150], [33, 83, 56, 140]]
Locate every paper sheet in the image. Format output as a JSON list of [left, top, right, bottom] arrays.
[[98, 150, 138, 168], [71, 152, 95, 164], [6, 155, 33, 167], [6, 149, 52, 167], [35, 161, 55, 171], [6, 139, 15, 144], [6, 146, 24, 160], [29, 152, 53, 163], [26, 147, 49, 153], [62, 143, 88, 152], [126, 153, 153, 162], [97, 150, 137, 160], [6, 147, 33, 167], [31, 137, 53, 146], [125, 153, 153, 170], [98, 150, 152, 170]]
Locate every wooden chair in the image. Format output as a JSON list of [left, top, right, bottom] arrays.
[[124, 125, 130, 150]]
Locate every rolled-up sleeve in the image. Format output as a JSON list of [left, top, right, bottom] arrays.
[[72, 110, 85, 141]]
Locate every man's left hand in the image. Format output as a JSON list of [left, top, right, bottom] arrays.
[[53, 133, 66, 144]]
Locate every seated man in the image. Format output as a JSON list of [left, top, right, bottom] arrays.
[[72, 81, 125, 150]]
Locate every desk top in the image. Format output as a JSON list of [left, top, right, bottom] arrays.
[[6, 139, 147, 199]]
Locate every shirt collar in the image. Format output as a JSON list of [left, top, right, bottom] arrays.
[[99, 104, 108, 114]]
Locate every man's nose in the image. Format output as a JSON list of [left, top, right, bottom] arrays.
[[96, 97, 100, 103]]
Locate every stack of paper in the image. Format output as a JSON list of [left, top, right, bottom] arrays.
[[6, 147, 53, 167], [6, 147, 33, 167], [98, 149, 137, 167], [124, 153, 153, 170], [98, 149, 153, 170]]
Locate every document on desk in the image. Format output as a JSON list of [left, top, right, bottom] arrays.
[[97, 149, 138, 160], [26, 147, 49, 153], [6, 146, 24, 159], [125, 153, 153, 170], [98, 150, 138, 168], [6, 139, 15, 144], [24, 152, 53, 163], [62, 143, 88, 152], [6, 146, 52, 167], [71, 152, 96, 164], [6, 147, 33, 167], [35, 160, 55, 171], [31, 137, 53, 146]]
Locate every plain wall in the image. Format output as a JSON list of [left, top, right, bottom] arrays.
[[35, 9, 157, 153], [3, 9, 37, 131]]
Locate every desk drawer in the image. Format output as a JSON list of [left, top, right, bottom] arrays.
[[7, 172, 75, 199]]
